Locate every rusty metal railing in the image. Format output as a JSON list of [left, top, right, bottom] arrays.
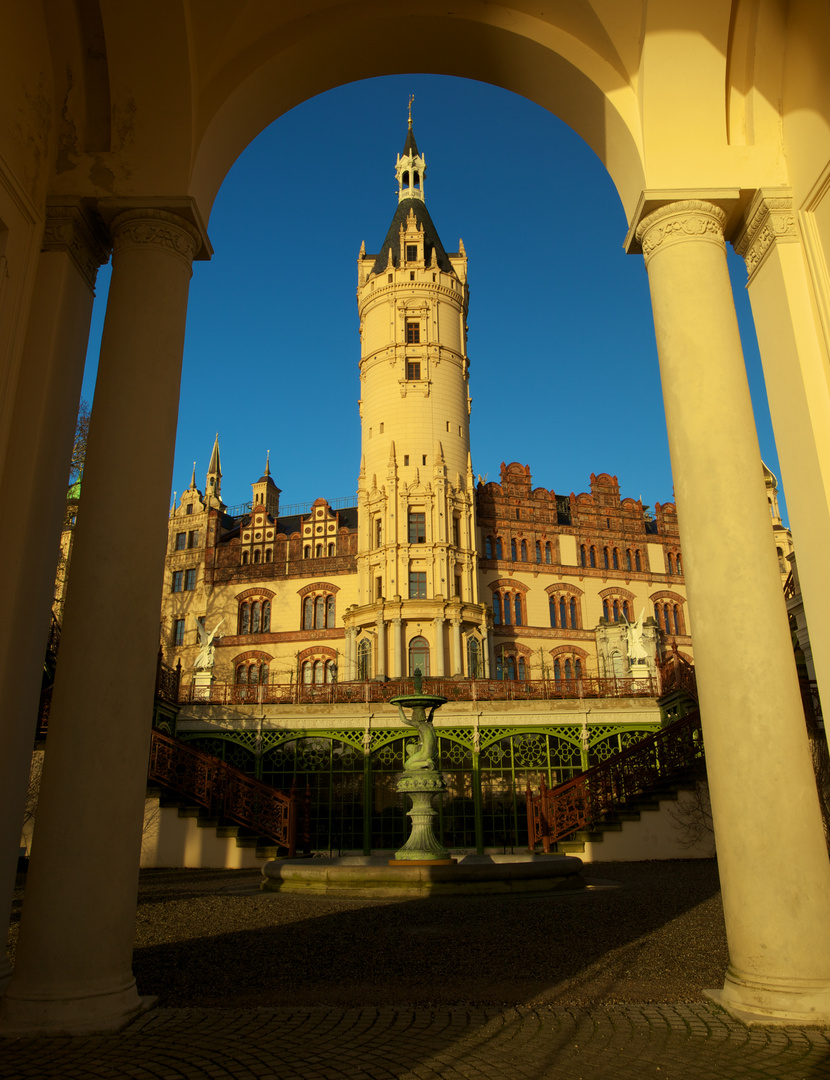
[[148, 729, 297, 853], [526, 709, 704, 850]]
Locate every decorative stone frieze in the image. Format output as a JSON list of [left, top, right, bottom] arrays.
[[110, 208, 201, 269], [636, 201, 727, 266], [733, 190, 797, 282], [42, 199, 110, 289]]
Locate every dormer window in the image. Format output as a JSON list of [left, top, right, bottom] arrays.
[[406, 244, 417, 262]]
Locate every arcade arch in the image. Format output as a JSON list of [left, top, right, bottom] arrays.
[[2, 0, 830, 1036]]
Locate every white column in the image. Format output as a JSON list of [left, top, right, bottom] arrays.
[[636, 198, 830, 1025], [375, 611, 387, 680], [734, 190, 830, 716], [483, 627, 493, 679], [451, 618, 463, 677], [344, 627, 356, 680], [433, 616, 445, 677], [0, 207, 203, 1035], [392, 618, 403, 679], [0, 202, 108, 994]]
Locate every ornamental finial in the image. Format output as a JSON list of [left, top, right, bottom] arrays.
[[408, 94, 414, 130]]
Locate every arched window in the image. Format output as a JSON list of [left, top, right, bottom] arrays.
[[240, 603, 251, 634], [326, 659, 336, 683], [554, 658, 561, 681], [303, 545, 310, 559], [654, 603, 661, 627], [251, 601, 261, 633], [622, 600, 631, 622], [676, 553, 683, 574], [612, 548, 619, 570], [485, 535, 493, 559], [625, 549, 632, 571], [514, 595, 522, 625], [575, 659, 582, 679], [545, 542, 552, 564], [357, 638, 372, 681], [315, 543, 323, 558], [496, 654, 504, 680], [570, 597, 577, 627], [559, 596, 567, 627], [302, 661, 313, 684], [503, 595, 512, 625], [467, 637, 482, 678], [580, 545, 587, 568], [327, 542, 335, 557], [496, 538, 503, 559], [249, 663, 259, 685], [326, 595, 335, 628], [314, 659, 324, 683], [506, 656, 516, 680], [667, 552, 675, 574], [603, 599, 610, 621], [564, 659, 572, 680], [242, 551, 249, 565], [511, 539, 517, 561], [673, 604, 681, 634], [611, 651, 625, 678], [303, 597, 313, 629], [264, 549, 272, 563], [253, 549, 261, 564], [521, 540, 528, 561], [590, 546, 596, 568], [549, 598, 556, 627], [603, 547, 610, 569], [613, 599, 620, 622], [535, 541, 542, 563], [635, 550, 642, 571], [518, 657, 526, 680], [315, 596, 325, 628], [236, 665, 248, 685], [409, 636, 430, 676], [493, 594, 502, 626]]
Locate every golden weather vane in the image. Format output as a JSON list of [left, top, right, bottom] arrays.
[[408, 94, 414, 129]]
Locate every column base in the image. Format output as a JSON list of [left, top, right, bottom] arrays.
[[0, 975, 156, 1036], [705, 967, 830, 1026]]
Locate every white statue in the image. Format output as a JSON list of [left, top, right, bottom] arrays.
[[625, 607, 649, 664], [192, 617, 224, 670]]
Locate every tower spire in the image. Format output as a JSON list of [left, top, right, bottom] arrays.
[[205, 433, 223, 507], [396, 102, 426, 204]]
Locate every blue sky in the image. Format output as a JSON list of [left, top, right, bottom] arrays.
[[82, 74, 786, 521]]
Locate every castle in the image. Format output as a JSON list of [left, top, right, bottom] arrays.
[[153, 121, 791, 857]]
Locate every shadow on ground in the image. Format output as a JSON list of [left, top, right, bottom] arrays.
[[129, 860, 728, 1008]]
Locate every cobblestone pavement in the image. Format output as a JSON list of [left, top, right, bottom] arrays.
[[2, 1004, 830, 1080]]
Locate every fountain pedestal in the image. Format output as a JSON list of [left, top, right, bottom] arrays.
[[389, 670, 454, 864]]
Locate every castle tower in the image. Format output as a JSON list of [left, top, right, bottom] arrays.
[[346, 115, 488, 681], [251, 451, 280, 519], [205, 433, 225, 510]]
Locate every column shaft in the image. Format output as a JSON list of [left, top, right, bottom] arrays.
[[0, 204, 108, 993], [637, 199, 830, 1025], [451, 619, 463, 677], [376, 614, 387, 680], [433, 617, 445, 677], [0, 209, 200, 1035], [392, 619, 403, 679]]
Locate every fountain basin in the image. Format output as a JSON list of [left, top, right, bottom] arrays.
[[260, 853, 585, 897]]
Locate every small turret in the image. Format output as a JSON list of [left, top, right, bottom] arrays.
[[205, 433, 224, 509], [251, 450, 280, 519]]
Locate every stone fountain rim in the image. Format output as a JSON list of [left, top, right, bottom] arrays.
[[389, 693, 449, 707]]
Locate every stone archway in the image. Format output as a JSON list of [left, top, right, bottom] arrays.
[[2, 0, 830, 1033]]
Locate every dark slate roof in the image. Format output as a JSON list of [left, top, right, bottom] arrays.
[[402, 126, 419, 157], [370, 198, 455, 276]]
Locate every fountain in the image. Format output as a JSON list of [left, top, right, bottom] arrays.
[[261, 671, 585, 896], [388, 669, 453, 864]]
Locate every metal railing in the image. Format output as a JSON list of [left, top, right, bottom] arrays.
[[177, 674, 659, 707], [526, 709, 704, 849], [148, 729, 298, 852]]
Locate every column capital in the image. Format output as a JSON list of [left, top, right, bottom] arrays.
[[42, 198, 110, 290], [624, 188, 740, 256], [733, 188, 797, 283], [635, 201, 728, 266], [97, 197, 212, 262], [108, 209, 202, 270]]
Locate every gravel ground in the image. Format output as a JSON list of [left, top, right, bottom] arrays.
[[8, 859, 728, 1009]]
